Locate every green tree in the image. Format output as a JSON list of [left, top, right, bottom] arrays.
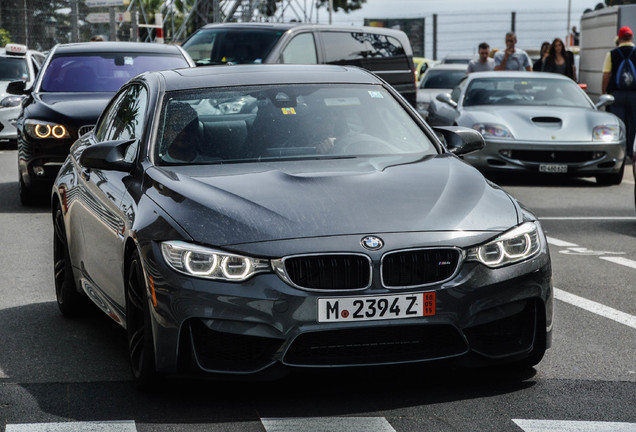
[[0, 29, 11, 46]]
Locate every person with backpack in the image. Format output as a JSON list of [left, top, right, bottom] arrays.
[[602, 26, 636, 159]]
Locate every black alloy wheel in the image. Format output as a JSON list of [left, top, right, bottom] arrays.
[[53, 205, 85, 316], [125, 249, 157, 387]]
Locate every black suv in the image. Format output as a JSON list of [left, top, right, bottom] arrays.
[[181, 23, 416, 107]]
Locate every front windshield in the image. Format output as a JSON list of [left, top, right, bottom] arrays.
[[0, 57, 28, 81], [420, 69, 466, 89], [156, 84, 436, 165], [40, 53, 190, 92], [182, 28, 284, 65], [463, 77, 593, 108]]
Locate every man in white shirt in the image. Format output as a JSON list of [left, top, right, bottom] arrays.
[[467, 42, 495, 74], [494, 32, 532, 71]]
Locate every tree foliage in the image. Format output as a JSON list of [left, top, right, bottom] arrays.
[[316, 0, 367, 13], [0, 29, 11, 47]]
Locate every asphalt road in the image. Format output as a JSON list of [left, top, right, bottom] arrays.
[[0, 144, 635, 432]]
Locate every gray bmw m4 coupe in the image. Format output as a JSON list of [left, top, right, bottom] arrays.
[[52, 64, 553, 385]]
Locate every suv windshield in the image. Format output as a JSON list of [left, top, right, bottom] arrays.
[[182, 28, 284, 65], [40, 53, 190, 92], [156, 84, 436, 165], [0, 57, 28, 81]]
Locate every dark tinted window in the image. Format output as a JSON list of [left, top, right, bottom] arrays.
[[40, 53, 189, 92], [420, 69, 467, 89], [322, 32, 405, 63], [182, 28, 283, 65], [0, 57, 28, 81]]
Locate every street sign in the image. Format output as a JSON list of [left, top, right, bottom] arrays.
[[85, 0, 129, 7], [85, 11, 130, 23]]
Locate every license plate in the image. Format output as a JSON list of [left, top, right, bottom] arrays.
[[317, 292, 436, 323], [539, 163, 567, 173]]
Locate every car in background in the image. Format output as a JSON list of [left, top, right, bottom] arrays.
[[427, 71, 625, 185], [416, 63, 467, 118], [413, 56, 439, 81], [7, 41, 194, 204], [0, 44, 45, 147], [180, 23, 417, 106], [52, 64, 552, 384], [440, 55, 474, 65]]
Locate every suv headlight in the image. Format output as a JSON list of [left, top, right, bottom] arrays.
[[25, 119, 71, 139], [161, 241, 271, 281], [466, 222, 541, 268]]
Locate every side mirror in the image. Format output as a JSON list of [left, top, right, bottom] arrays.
[[6, 80, 28, 96], [436, 92, 457, 108], [79, 139, 136, 172], [595, 94, 614, 109], [434, 126, 485, 155]]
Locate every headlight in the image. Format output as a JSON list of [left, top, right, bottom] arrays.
[[24, 119, 71, 139], [0, 95, 25, 108], [473, 123, 513, 139], [466, 222, 541, 268], [161, 241, 271, 281], [593, 125, 620, 142]]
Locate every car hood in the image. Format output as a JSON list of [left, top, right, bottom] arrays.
[[459, 105, 621, 142], [145, 155, 520, 246], [27, 92, 114, 124], [417, 88, 452, 104]]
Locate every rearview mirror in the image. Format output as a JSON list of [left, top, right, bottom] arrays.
[[436, 92, 457, 108], [434, 126, 485, 155], [79, 139, 136, 172], [595, 94, 614, 109]]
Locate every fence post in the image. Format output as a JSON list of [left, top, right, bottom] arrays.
[[433, 13, 437, 60], [511, 11, 516, 33]]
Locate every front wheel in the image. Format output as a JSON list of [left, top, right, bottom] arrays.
[[53, 205, 85, 316], [125, 249, 157, 387]]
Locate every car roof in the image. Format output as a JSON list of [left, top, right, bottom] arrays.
[[466, 71, 572, 80], [50, 41, 185, 55], [151, 64, 383, 92], [427, 63, 468, 71]]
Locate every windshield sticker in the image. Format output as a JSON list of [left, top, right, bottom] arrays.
[[281, 107, 296, 115], [368, 91, 384, 99], [324, 97, 361, 106], [124, 56, 134, 65]]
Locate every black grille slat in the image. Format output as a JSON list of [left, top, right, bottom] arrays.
[[509, 150, 597, 163], [284, 325, 467, 366], [285, 255, 370, 290], [382, 249, 460, 287]]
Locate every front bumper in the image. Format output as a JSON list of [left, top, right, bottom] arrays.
[[463, 138, 626, 175], [0, 106, 19, 141], [17, 134, 74, 188], [139, 235, 553, 376]]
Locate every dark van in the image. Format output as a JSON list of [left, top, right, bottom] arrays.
[[181, 23, 416, 106]]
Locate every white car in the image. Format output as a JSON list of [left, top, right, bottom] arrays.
[[0, 44, 45, 146], [416, 63, 467, 118]]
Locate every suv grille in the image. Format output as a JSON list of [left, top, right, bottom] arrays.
[[78, 125, 95, 137], [382, 249, 461, 287], [283, 254, 371, 291]]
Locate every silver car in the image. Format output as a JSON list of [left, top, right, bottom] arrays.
[[427, 71, 626, 185], [416, 63, 467, 118], [0, 44, 45, 146]]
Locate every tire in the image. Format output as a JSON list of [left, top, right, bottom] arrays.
[[53, 205, 85, 316], [19, 174, 37, 206], [126, 249, 157, 387], [596, 162, 624, 186]]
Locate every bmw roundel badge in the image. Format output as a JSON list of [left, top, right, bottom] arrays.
[[361, 236, 384, 251]]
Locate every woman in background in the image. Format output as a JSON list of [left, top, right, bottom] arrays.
[[533, 41, 550, 72], [543, 37, 577, 81]]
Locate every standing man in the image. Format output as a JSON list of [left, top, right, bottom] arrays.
[[602, 26, 636, 160], [467, 42, 495, 74], [494, 32, 533, 71]]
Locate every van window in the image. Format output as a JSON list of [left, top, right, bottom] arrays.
[[321, 32, 407, 67], [281, 33, 318, 64], [183, 28, 284, 65]]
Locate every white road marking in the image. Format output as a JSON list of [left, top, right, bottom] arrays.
[[555, 288, 636, 330], [6, 421, 136, 432], [261, 417, 396, 432], [600, 256, 636, 270], [546, 237, 578, 247], [513, 419, 636, 431]]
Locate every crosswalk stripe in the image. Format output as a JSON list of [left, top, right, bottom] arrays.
[[261, 417, 396, 432], [5, 421, 137, 432], [554, 288, 636, 330], [513, 419, 636, 431]]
